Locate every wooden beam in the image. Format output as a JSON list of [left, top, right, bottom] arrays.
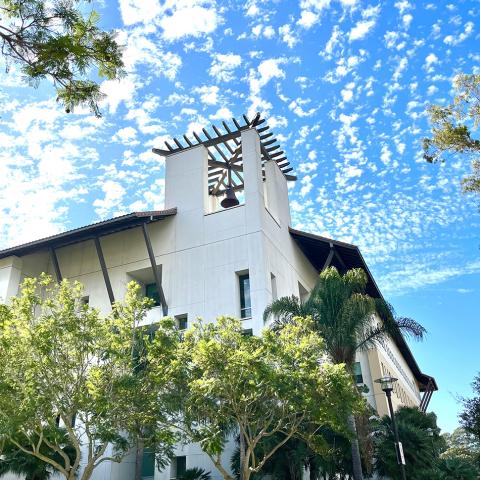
[[49, 247, 62, 282], [208, 159, 243, 173], [94, 237, 115, 305], [260, 143, 273, 162], [322, 248, 335, 271], [141, 223, 168, 316], [333, 249, 347, 271]]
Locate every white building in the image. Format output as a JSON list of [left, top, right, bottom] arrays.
[[0, 114, 436, 480]]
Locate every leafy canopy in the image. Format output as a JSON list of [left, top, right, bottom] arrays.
[[0, 0, 124, 116], [424, 73, 480, 195], [264, 266, 425, 367], [157, 316, 362, 480], [0, 275, 178, 480], [372, 407, 446, 480], [460, 373, 480, 443]]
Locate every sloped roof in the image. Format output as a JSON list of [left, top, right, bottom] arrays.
[[0, 209, 177, 258]]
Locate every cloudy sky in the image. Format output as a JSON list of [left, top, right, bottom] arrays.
[[0, 0, 478, 431]]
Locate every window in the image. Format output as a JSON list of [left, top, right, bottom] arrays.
[[242, 328, 253, 336], [145, 283, 160, 307], [142, 449, 155, 479], [171, 456, 186, 479], [271, 273, 277, 301], [238, 273, 251, 319], [80, 296, 89, 306], [353, 362, 364, 384], [175, 314, 188, 331]]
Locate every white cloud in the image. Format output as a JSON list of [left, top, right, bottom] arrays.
[[257, 59, 287, 87], [403, 13, 413, 28], [118, 0, 162, 25], [158, 1, 219, 41], [349, 20, 376, 41], [444, 21, 474, 46], [425, 53, 439, 67], [279, 24, 298, 48], [119, 0, 220, 40], [394, 1, 412, 14], [297, 10, 319, 29], [112, 126, 139, 145], [100, 77, 138, 114], [209, 53, 242, 82], [210, 107, 233, 120], [194, 85, 220, 105], [339, 82, 355, 105], [93, 180, 126, 218]]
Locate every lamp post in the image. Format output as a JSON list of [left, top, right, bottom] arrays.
[[375, 376, 407, 480]]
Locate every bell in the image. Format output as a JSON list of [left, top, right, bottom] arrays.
[[220, 186, 240, 208]]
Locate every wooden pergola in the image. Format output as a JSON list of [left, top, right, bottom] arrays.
[[152, 112, 296, 196]]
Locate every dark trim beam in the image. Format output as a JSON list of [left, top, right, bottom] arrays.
[[334, 249, 347, 271], [322, 248, 335, 271], [49, 247, 62, 282], [94, 236, 115, 305], [152, 128, 246, 157], [141, 223, 168, 316]]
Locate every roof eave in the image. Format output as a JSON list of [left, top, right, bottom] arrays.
[[0, 208, 177, 259], [288, 227, 437, 392]]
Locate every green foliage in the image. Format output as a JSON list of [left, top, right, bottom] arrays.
[[460, 373, 480, 443], [0, 428, 75, 480], [0, 276, 178, 480], [264, 267, 424, 480], [178, 467, 212, 480], [0, 0, 124, 116], [424, 73, 480, 195], [436, 456, 479, 480], [442, 427, 480, 467], [373, 407, 445, 480], [264, 267, 425, 367], [158, 316, 361, 480]]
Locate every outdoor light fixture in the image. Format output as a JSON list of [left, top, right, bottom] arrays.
[[375, 376, 407, 480], [376, 375, 398, 392], [220, 165, 240, 208]]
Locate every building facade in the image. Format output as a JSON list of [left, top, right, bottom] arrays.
[[0, 115, 436, 480]]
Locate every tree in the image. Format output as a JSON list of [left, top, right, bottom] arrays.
[[264, 266, 426, 480], [372, 407, 445, 480], [424, 73, 480, 195], [158, 316, 361, 480], [0, 275, 178, 480], [460, 373, 480, 443], [442, 427, 480, 467], [436, 457, 479, 480], [0, 0, 124, 116], [0, 428, 75, 480]]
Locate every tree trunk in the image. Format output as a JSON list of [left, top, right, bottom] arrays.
[[239, 432, 246, 480], [134, 437, 145, 480], [347, 414, 364, 480]]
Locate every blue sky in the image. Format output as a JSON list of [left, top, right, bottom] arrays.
[[0, 0, 478, 432]]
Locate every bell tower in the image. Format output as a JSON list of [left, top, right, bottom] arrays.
[[154, 112, 296, 221]]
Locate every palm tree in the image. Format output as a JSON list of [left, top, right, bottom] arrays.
[[264, 267, 426, 480]]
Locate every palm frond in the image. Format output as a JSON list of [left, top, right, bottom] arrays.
[[395, 317, 426, 340], [263, 295, 303, 325]]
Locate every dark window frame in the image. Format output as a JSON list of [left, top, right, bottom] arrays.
[[145, 282, 161, 307], [238, 273, 251, 319], [353, 361, 364, 384]]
